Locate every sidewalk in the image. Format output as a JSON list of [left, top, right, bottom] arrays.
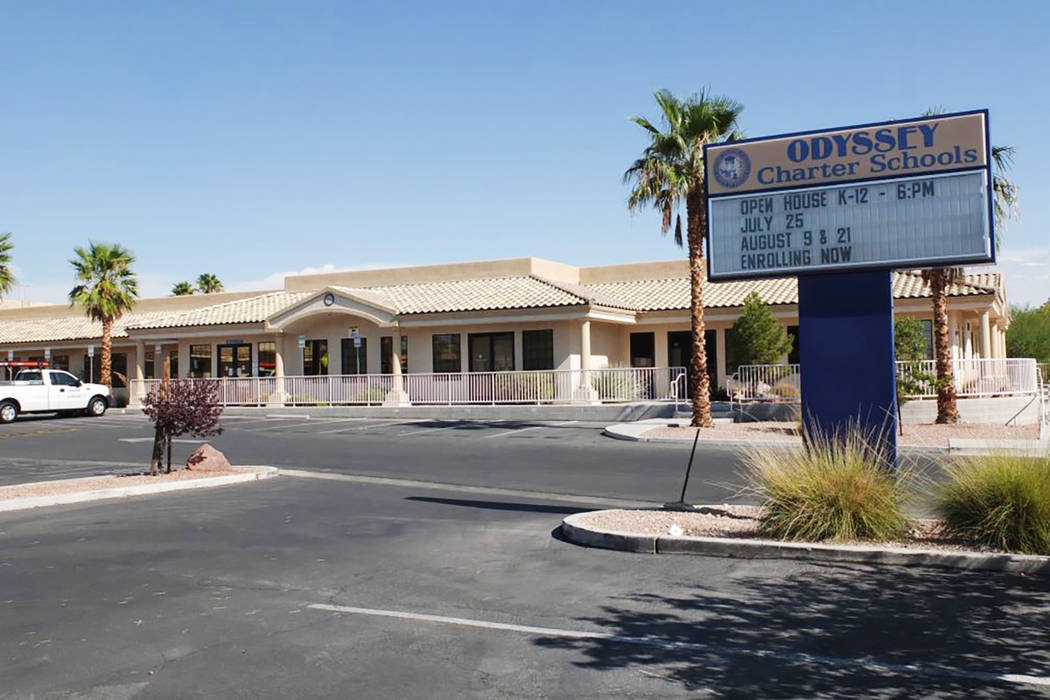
[[605, 418, 1050, 456]]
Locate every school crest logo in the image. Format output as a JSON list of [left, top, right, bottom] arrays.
[[713, 148, 750, 189]]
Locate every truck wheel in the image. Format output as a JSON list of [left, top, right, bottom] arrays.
[[85, 397, 108, 417], [0, 401, 17, 424]]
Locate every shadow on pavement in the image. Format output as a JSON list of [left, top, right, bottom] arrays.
[[533, 561, 1050, 696], [405, 495, 586, 515]]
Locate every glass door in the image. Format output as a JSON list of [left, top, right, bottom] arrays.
[[469, 332, 514, 372], [667, 330, 717, 398], [217, 344, 253, 378]]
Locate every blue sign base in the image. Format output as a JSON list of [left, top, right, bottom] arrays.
[[798, 269, 898, 465]]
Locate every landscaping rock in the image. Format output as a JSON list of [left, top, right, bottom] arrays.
[[186, 444, 232, 472]]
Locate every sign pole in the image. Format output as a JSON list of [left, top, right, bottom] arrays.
[[798, 270, 898, 465]]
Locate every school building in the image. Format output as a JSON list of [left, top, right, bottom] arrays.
[[0, 257, 1009, 406]]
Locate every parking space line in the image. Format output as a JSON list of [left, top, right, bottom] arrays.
[[307, 603, 1050, 689], [481, 421, 578, 439], [313, 419, 431, 435], [251, 417, 359, 431], [223, 417, 312, 429]]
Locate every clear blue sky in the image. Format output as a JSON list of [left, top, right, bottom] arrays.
[[2, 1, 1047, 305]]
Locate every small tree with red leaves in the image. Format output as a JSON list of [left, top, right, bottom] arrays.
[[142, 380, 224, 475]]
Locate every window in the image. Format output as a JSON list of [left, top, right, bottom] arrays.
[[51, 371, 79, 387], [523, 329, 554, 370], [189, 345, 212, 378], [89, 353, 127, 387], [921, 320, 934, 360], [381, 336, 408, 374], [145, 350, 155, 379], [341, 337, 368, 374], [432, 334, 461, 373], [469, 332, 514, 372], [724, 328, 744, 376], [258, 342, 276, 377], [52, 354, 70, 372]]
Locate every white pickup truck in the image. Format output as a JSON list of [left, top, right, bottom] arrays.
[[0, 369, 111, 423]]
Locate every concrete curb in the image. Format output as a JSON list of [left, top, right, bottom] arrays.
[[602, 419, 798, 448], [0, 466, 279, 513], [561, 511, 1050, 577]]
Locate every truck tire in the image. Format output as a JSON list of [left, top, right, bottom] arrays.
[[85, 396, 108, 417], [0, 401, 18, 424]]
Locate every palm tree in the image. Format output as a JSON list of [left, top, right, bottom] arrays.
[[196, 273, 223, 294], [625, 89, 743, 427], [171, 281, 195, 296], [69, 243, 138, 388], [920, 136, 1018, 423], [0, 233, 13, 299]]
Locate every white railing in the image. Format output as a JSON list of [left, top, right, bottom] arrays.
[[727, 358, 1041, 402], [728, 364, 801, 403], [131, 367, 687, 406], [898, 358, 1039, 399]]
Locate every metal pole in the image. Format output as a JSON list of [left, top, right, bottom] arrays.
[[664, 428, 701, 511]]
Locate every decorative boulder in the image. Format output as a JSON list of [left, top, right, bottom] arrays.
[[186, 444, 233, 472]]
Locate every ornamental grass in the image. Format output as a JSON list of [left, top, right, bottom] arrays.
[[742, 427, 911, 543], [936, 454, 1050, 555]]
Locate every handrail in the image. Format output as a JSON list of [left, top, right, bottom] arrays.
[[727, 359, 1041, 402], [131, 366, 688, 407]]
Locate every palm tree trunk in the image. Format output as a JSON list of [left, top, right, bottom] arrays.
[[686, 188, 713, 428], [930, 269, 959, 424], [100, 319, 113, 389]]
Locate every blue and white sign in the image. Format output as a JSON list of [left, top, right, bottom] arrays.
[[704, 111, 994, 280]]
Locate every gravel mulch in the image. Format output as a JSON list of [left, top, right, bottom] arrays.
[[645, 422, 801, 442], [643, 421, 1040, 448], [575, 506, 997, 553], [0, 468, 244, 501]]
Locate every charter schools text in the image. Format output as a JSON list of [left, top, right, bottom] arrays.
[[758, 124, 980, 186]]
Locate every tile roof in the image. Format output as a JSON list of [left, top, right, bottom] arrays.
[[331, 276, 588, 315], [0, 269, 1003, 345], [127, 291, 315, 330], [588, 270, 1000, 311]]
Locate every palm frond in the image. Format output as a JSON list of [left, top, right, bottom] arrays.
[[0, 232, 14, 297]]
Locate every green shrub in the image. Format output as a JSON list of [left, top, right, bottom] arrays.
[[742, 429, 910, 542], [936, 455, 1050, 555]]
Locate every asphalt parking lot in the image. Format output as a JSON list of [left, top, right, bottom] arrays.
[[0, 412, 749, 503], [1, 411, 1048, 697]]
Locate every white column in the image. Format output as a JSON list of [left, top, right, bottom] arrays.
[[132, 341, 145, 405], [948, 312, 959, 361], [573, 319, 598, 402], [273, 337, 285, 405], [980, 311, 992, 360], [580, 320, 592, 373]]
